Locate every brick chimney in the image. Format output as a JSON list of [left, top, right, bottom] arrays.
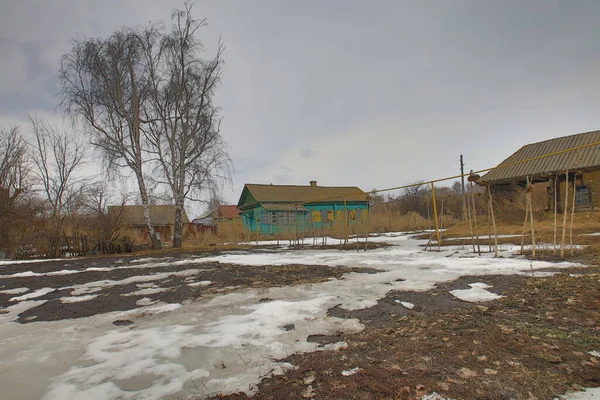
[[310, 181, 317, 187]]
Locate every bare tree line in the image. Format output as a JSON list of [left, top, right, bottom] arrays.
[[58, 2, 231, 250], [0, 2, 231, 257]]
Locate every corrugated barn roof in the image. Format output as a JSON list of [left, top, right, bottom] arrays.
[[483, 130, 600, 184]]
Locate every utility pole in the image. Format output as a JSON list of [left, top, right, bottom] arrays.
[[460, 154, 465, 195], [460, 154, 467, 222]]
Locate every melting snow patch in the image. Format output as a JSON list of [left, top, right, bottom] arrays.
[[9, 288, 55, 302], [318, 342, 348, 351], [42, 325, 210, 400], [588, 351, 600, 357], [69, 269, 201, 296], [0, 287, 29, 294], [395, 300, 415, 309], [188, 281, 212, 287], [118, 303, 182, 318], [136, 297, 159, 306], [0, 300, 47, 320], [341, 367, 360, 376], [449, 283, 502, 302], [562, 387, 600, 399], [59, 295, 98, 303], [421, 393, 450, 400], [123, 287, 170, 296]]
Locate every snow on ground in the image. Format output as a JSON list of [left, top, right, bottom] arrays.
[[69, 269, 201, 296], [0, 287, 29, 294], [0, 260, 213, 280], [0, 231, 580, 400], [579, 232, 600, 236], [10, 288, 56, 302], [188, 280, 212, 287], [59, 295, 99, 304], [395, 300, 415, 309], [562, 388, 600, 399], [449, 282, 503, 302]]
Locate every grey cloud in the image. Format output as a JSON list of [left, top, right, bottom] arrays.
[[300, 148, 317, 159], [3, 0, 600, 205]]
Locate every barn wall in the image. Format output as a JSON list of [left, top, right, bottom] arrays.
[[582, 169, 600, 208], [557, 169, 599, 210]]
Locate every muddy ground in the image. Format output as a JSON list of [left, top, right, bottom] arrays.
[[213, 266, 600, 400], [0, 254, 377, 324]]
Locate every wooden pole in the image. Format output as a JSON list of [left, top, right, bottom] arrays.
[[520, 194, 529, 255], [553, 174, 558, 255], [431, 182, 441, 251], [561, 170, 569, 258], [364, 207, 369, 252], [465, 187, 476, 253], [344, 198, 348, 246], [470, 183, 481, 255], [528, 181, 536, 259], [569, 174, 577, 256], [425, 197, 433, 251], [487, 186, 498, 257]]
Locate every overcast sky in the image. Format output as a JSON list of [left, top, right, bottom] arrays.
[[2, 0, 600, 215]]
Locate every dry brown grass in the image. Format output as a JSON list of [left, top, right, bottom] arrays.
[[369, 210, 459, 233]]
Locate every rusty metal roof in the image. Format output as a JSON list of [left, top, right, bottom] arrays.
[[108, 205, 189, 226], [218, 205, 241, 219], [482, 130, 600, 183], [241, 184, 368, 207]]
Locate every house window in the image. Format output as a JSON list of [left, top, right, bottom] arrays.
[[260, 211, 271, 224], [575, 186, 591, 207]]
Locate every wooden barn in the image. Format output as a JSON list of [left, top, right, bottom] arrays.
[[237, 181, 369, 234], [108, 205, 189, 241], [482, 130, 600, 211]]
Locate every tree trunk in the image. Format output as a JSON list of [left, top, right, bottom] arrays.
[[135, 168, 162, 250], [172, 194, 185, 248]]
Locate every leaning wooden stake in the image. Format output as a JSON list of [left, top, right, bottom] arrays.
[[431, 183, 441, 251], [552, 175, 558, 255], [465, 189, 476, 253], [425, 198, 433, 251], [520, 194, 530, 255], [486, 185, 499, 257], [364, 207, 370, 252], [560, 170, 569, 258], [527, 180, 536, 258], [569, 174, 577, 256], [470, 184, 481, 255]]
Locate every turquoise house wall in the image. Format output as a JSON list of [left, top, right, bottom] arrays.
[[241, 202, 369, 235]]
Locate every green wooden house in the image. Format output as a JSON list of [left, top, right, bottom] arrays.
[[237, 181, 369, 234]]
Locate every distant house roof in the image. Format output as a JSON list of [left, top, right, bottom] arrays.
[[217, 205, 241, 219], [238, 183, 368, 210], [108, 205, 189, 227], [483, 130, 600, 184]]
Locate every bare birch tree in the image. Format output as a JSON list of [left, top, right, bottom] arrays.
[[58, 28, 163, 249], [30, 118, 87, 256], [144, 3, 231, 248], [0, 126, 30, 256], [30, 117, 86, 217]]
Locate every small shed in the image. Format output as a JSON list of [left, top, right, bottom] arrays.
[[237, 181, 369, 234], [108, 205, 189, 241], [482, 130, 600, 211]]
